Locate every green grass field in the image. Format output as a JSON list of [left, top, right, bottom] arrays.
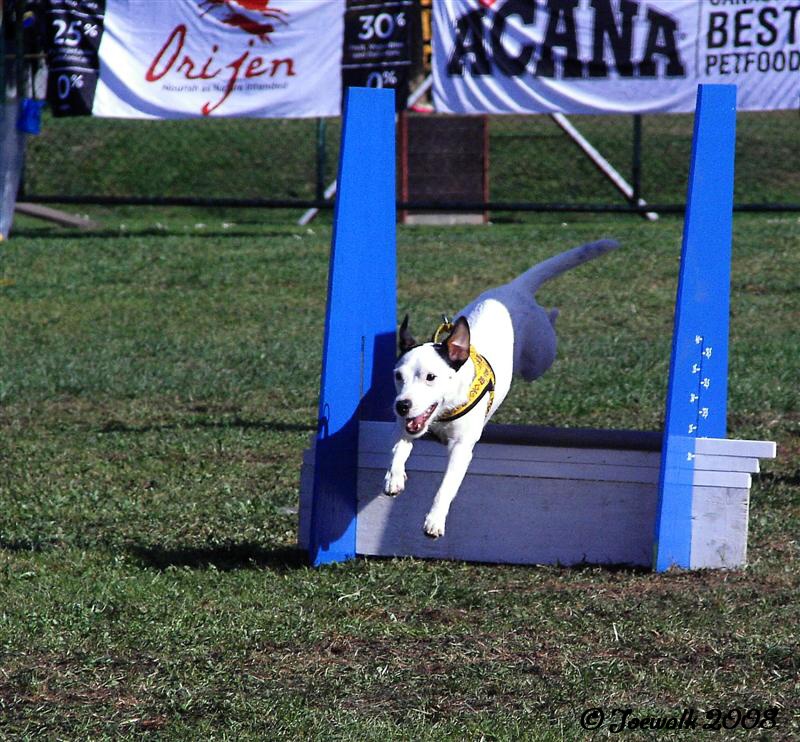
[[1, 208, 798, 738], [23, 111, 800, 207]]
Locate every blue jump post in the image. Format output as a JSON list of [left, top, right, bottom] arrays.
[[653, 84, 737, 571], [308, 87, 397, 567]]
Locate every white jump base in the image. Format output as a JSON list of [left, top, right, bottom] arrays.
[[299, 421, 776, 569]]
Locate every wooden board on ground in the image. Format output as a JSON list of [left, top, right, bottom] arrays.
[[298, 421, 776, 569], [15, 202, 99, 229]]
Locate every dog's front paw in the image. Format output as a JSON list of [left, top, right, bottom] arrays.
[[383, 470, 407, 496], [423, 511, 446, 539]]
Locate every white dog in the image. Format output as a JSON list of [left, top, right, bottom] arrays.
[[384, 239, 619, 538]]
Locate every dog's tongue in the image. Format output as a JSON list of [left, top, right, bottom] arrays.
[[406, 414, 426, 434], [405, 404, 437, 434]]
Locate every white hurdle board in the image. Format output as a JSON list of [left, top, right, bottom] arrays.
[[299, 421, 776, 569]]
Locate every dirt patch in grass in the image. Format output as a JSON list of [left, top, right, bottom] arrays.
[[0, 651, 169, 733]]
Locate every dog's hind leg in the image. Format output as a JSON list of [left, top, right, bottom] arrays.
[[383, 435, 414, 495], [423, 439, 475, 538]]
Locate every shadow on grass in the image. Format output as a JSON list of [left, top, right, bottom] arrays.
[[10, 226, 306, 241], [0, 536, 58, 553], [128, 542, 308, 572], [100, 418, 315, 435], [758, 470, 800, 488]]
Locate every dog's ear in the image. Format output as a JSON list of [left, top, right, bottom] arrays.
[[398, 314, 418, 355], [441, 316, 471, 368]]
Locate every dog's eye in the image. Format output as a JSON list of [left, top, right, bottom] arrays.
[[426, 373, 437, 382], [394, 372, 402, 382]]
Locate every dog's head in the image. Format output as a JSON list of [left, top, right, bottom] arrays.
[[392, 315, 471, 437]]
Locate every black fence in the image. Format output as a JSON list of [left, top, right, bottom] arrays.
[[20, 106, 800, 216]]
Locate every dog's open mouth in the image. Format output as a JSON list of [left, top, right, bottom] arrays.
[[405, 403, 438, 435]]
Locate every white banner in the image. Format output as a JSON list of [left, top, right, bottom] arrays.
[[47, 0, 344, 118], [434, 0, 800, 114]]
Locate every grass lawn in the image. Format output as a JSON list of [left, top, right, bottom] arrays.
[[0, 208, 797, 738], [24, 111, 800, 208]]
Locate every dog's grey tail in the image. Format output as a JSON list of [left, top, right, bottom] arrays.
[[513, 239, 619, 294]]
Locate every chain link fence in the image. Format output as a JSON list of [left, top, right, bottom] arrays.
[[6, 0, 799, 217], [21, 107, 799, 215]]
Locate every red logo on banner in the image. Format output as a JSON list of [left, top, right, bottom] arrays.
[[198, 0, 289, 43], [144, 0, 297, 116]]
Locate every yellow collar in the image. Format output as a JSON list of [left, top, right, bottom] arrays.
[[438, 345, 496, 423]]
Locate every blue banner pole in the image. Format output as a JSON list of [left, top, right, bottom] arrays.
[[308, 87, 397, 566], [653, 85, 737, 572]]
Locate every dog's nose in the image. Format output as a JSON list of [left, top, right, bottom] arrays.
[[395, 399, 411, 417]]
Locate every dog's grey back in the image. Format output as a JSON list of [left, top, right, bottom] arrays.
[[509, 239, 619, 295], [460, 239, 619, 383]]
